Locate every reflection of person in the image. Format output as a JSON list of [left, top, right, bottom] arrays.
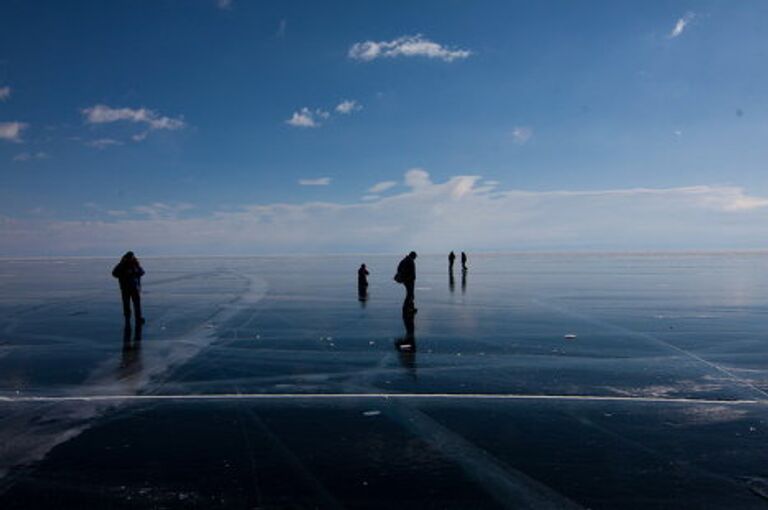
[[396, 251, 417, 313], [461, 251, 468, 271], [448, 251, 456, 272], [119, 324, 143, 379], [112, 251, 145, 328], [395, 308, 417, 378], [449, 272, 455, 293]]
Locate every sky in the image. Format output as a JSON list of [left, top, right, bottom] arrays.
[[2, 0, 768, 256]]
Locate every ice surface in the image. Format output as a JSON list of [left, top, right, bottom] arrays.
[[1, 254, 768, 508]]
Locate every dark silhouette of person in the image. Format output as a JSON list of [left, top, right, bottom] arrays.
[[461, 251, 468, 271], [358, 264, 369, 289], [112, 251, 145, 328], [396, 251, 417, 313], [358, 263, 369, 304], [448, 251, 456, 273]]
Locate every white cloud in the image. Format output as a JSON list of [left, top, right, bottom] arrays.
[[298, 177, 331, 186], [368, 180, 397, 193], [286, 107, 330, 128], [349, 34, 472, 62], [336, 100, 362, 114], [512, 126, 533, 144], [404, 168, 432, 189], [0, 122, 27, 142], [81, 105, 185, 131], [0, 86, 10, 101], [86, 138, 123, 149], [4, 170, 768, 256], [13, 151, 47, 162], [670, 12, 695, 38]]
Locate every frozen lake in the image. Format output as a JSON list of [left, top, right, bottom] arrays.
[[1, 253, 768, 508]]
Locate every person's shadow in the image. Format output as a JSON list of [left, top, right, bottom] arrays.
[[394, 309, 417, 379], [461, 269, 467, 294], [449, 273, 455, 293], [119, 325, 143, 379]]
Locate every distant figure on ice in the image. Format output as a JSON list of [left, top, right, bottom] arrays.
[[112, 251, 145, 328], [448, 251, 456, 273], [395, 251, 418, 313], [358, 263, 369, 303], [461, 251, 468, 271]]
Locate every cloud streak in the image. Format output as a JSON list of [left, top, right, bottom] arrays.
[[336, 100, 361, 114], [3, 170, 768, 256], [512, 126, 533, 145], [349, 35, 471, 62], [13, 151, 47, 162], [298, 177, 331, 186], [0, 86, 10, 101], [368, 181, 397, 193], [86, 138, 123, 149], [670, 12, 695, 38], [82, 105, 185, 131]]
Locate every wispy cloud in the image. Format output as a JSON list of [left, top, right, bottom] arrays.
[[133, 202, 194, 220], [13, 151, 47, 162], [349, 34, 471, 62], [512, 126, 533, 144], [216, 0, 232, 10], [4, 170, 768, 256], [368, 180, 397, 193], [276, 19, 287, 38], [669, 12, 695, 38], [0, 122, 28, 142], [298, 177, 331, 186], [336, 99, 362, 114], [86, 138, 123, 149], [0, 86, 10, 101], [286, 107, 329, 128], [82, 105, 185, 131]]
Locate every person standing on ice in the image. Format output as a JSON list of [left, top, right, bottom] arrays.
[[358, 263, 370, 302], [358, 263, 369, 289], [448, 251, 456, 273], [461, 251, 468, 271], [112, 251, 145, 329], [395, 251, 418, 313]]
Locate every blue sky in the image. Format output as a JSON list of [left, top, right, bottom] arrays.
[[2, 0, 768, 255]]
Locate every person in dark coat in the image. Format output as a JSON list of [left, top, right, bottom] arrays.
[[112, 251, 145, 328], [448, 251, 456, 273], [396, 251, 418, 313], [358, 263, 369, 303], [358, 264, 369, 288], [461, 251, 468, 271]]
